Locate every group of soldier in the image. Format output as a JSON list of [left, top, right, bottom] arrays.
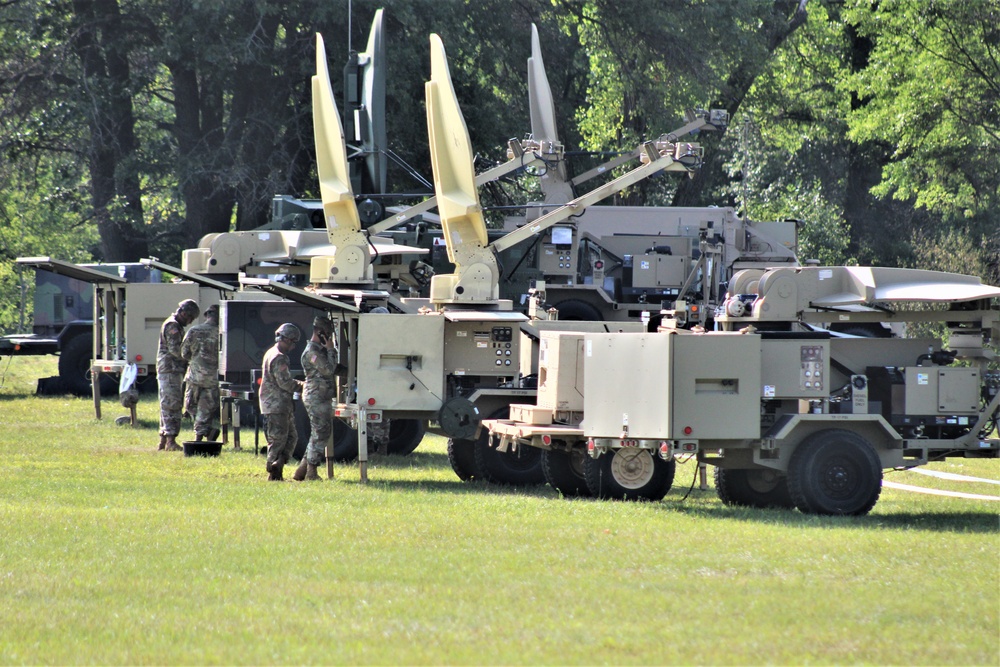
[[156, 299, 338, 482]]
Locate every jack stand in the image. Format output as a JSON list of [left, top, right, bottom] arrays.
[[358, 407, 369, 484], [698, 462, 708, 490], [325, 433, 335, 480]]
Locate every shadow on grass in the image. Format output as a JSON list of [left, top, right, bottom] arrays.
[[327, 455, 1000, 528], [661, 502, 1000, 534], [363, 477, 558, 498], [0, 391, 134, 402], [367, 451, 452, 469], [107, 417, 160, 430]]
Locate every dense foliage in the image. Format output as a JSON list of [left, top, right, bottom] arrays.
[[1, 0, 997, 332]]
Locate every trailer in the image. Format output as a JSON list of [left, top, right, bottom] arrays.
[[485, 265, 1000, 514]]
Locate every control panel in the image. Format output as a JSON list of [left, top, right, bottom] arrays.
[[444, 320, 521, 377], [537, 226, 577, 277], [760, 337, 830, 399], [799, 344, 825, 393]]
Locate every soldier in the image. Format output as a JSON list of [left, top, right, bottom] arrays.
[[157, 299, 200, 451], [260, 322, 305, 481], [293, 316, 338, 481], [181, 303, 220, 442]]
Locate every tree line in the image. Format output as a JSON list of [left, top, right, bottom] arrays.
[[1, 0, 998, 332]]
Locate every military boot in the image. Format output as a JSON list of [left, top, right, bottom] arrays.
[[267, 455, 286, 481], [165, 436, 182, 452], [305, 463, 321, 481], [157, 434, 167, 451], [292, 459, 308, 482]]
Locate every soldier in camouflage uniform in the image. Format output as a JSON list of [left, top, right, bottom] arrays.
[[157, 299, 200, 451], [261, 322, 305, 481], [293, 316, 339, 481], [181, 303, 220, 442]]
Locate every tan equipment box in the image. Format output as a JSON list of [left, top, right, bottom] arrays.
[[582, 332, 761, 440], [509, 403, 553, 426], [632, 253, 689, 290], [537, 331, 586, 412], [354, 310, 526, 412], [904, 367, 980, 415], [356, 313, 445, 411]]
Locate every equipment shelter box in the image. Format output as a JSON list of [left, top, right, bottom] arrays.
[[582, 332, 761, 440]]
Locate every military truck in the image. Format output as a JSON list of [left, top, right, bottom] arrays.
[[485, 265, 1000, 515], [0, 259, 164, 395]]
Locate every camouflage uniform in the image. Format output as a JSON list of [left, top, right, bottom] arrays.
[[156, 313, 188, 438], [181, 315, 219, 439], [260, 339, 304, 474], [301, 337, 338, 466]]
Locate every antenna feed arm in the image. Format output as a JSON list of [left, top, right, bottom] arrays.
[[510, 137, 564, 160], [639, 140, 703, 170], [662, 108, 729, 142]]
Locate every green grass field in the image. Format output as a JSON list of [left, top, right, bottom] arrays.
[[1, 355, 997, 665]]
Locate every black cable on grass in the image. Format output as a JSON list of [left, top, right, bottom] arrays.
[[676, 454, 700, 502]]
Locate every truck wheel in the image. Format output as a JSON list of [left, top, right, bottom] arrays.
[[58, 334, 115, 396], [473, 407, 545, 486], [584, 449, 675, 501], [475, 440, 544, 486], [331, 418, 361, 462], [714, 467, 794, 509], [787, 429, 882, 516], [553, 299, 602, 321], [292, 401, 311, 460], [383, 419, 426, 456], [447, 437, 482, 481], [541, 448, 591, 497]]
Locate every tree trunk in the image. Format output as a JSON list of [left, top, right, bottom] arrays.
[[230, 10, 284, 232], [71, 0, 148, 261], [168, 62, 234, 249]]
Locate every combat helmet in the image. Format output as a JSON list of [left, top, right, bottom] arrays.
[[312, 315, 333, 334], [177, 299, 200, 317], [274, 322, 301, 343]]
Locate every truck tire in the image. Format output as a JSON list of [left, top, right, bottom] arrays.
[[787, 429, 882, 516], [382, 418, 426, 456], [541, 447, 591, 497], [292, 401, 311, 460], [58, 334, 115, 396], [322, 418, 360, 463], [584, 449, 675, 501], [553, 299, 602, 321], [473, 407, 545, 486], [714, 467, 794, 509], [447, 437, 482, 481]]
